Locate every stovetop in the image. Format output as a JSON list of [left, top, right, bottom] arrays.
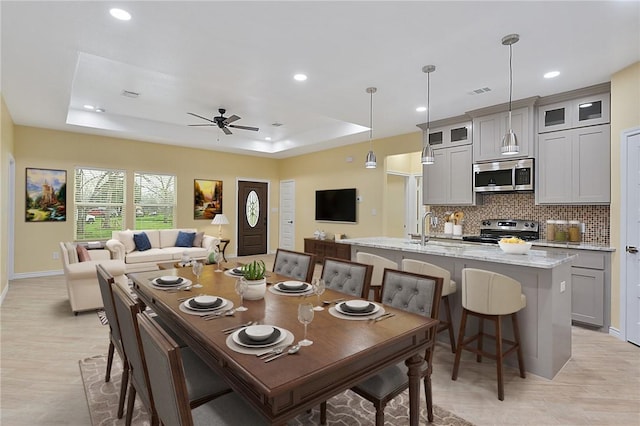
[[463, 219, 540, 244]]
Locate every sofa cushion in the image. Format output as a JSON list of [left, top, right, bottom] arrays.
[[133, 232, 152, 251], [117, 230, 136, 254], [65, 242, 79, 264], [145, 230, 161, 248], [166, 247, 209, 260], [192, 231, 204, 248], [76, 245, 91, 262], [125, 248, 173, 264], [175, 231, 196, 247], [159, 229, 196, 248]]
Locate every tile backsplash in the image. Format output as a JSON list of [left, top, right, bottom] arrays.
[[430, 193, 610, 245]]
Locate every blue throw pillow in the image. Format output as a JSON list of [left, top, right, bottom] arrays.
[[175, 231, 196, 248], [133, 232, 152, 251]]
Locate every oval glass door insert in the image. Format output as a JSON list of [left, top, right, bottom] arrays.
[[245, 190, 259, 227]]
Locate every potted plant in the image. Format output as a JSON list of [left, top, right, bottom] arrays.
[[241, 259, 267, 300]]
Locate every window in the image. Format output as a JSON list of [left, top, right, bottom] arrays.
[[74, 168, 125, 241], [134, 172, 176, 229]]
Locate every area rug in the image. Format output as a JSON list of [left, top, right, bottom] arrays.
[[96, 310, 108, 325], [80, 355, 473, 426]]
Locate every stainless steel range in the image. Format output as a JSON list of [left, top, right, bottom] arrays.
[[462, 219, 540, 244]]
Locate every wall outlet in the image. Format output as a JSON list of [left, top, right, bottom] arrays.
[[52, 251, 59, 260], [371, 208, 377, 216], [560, 281, 566, 293]]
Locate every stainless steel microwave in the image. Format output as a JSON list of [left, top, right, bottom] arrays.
[[473, 158, 534, 192]]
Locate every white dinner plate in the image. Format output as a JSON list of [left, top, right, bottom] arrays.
[[231, 326, 287, 348], [274, 282, 311, 293], [152, 277, 186, 287], [335, 301, 380, 316], [184, 297, 228, 312]]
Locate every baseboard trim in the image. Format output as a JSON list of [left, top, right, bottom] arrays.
[[0, 284, 8, 305], [11, 269, 64, 280], [609, 326, 622, 340]]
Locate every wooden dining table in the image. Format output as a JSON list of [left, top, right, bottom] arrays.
[[130, 264, 438, 425]]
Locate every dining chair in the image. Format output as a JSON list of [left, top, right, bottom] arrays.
[[137, 311, 269, 425], [111, 284, 232, 426], [401, 259, 458, 353], [96, 264, 128, 419], [451, 268, 526, 401], [272, 248, 316, 282], [320, 257, 373, 299], [355, 252, 398, 302], [321, 268, 443, 425]]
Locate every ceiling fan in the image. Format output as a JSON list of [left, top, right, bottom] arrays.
[[187, 108, 259, 135]]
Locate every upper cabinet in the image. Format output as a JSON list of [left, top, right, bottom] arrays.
[[426, 121, 472, 149], [468, 97, 537, 162], [423, 144, 474, 205], [538, 92, 610, 133]]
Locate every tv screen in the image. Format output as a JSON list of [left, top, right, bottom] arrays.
[[315, 188, 357, 223]]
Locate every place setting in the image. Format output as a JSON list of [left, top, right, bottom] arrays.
[[268, 280, 314, 297], [329, 299, 390, 321], [225, 324, 295, 356], [149, 275, 193, 291], [224, 266, 246, 278], [178, 295, 234, 317]]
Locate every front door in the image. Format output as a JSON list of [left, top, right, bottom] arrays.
[[237, 180, 268, 256]]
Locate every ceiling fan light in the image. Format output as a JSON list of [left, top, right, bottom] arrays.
[[365, 150, 377, 168], [501, 130, 519, 154]]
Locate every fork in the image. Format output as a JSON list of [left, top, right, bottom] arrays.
[[256, 345, 289, 358], [222, 321, 254, 334]]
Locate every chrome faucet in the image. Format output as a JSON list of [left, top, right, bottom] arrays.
[[421, 211, 433, 246]]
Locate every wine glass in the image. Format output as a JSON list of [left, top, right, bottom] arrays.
[[312, 278, 325, 311], [235, 278, 248, 311], [191, 261, 203, 288], [297, 302, 314, 346], [214, 251, 223, 273]]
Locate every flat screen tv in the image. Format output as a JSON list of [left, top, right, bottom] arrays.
[[315, 188, 357, 223]]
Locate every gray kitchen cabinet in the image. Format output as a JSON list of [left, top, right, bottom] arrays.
[[538, 92, 610, 133], [538, 124, 610, 204], [423, 144, 473, 205], [426, 121, 472, 150], [472, 106, 532, 162]]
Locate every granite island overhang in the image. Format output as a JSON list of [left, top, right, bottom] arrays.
[[338, 237, 577, 380]]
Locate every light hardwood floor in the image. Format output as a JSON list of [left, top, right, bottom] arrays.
[[1, 256, 639, 425]]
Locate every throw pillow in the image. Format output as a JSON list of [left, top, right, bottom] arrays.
[[76, 245, 91, 262], [192, 231, 204, 248], [175, 231, 196, 248], [133, 232, 152, 252]]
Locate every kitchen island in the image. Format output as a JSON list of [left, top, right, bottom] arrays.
[[339, 237, 577, 380]]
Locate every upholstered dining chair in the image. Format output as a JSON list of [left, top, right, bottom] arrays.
[[401, 259, 458, 353], [96, 264, 128, 419], [355, 252, 398, 302], [320, 257, 373, 299], [452, 268, 526, 401], [321, 268, 443, 425], [272, 248, 316, 283], [137, 311, 269, 425], [111, 285, 232, 426]]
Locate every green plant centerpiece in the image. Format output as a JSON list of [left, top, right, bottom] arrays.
[[241, 260, 267, 300]]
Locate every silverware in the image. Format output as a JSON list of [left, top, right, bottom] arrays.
[[263, 344, 300, 362], [203, 308, 236, 320], [322, 298, 345, 305], [256, 345, 289, 358], [222, 321, 254, 334], [374, 313, 396, 322]]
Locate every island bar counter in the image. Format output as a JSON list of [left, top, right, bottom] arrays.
[[339, 237, 577, 380]]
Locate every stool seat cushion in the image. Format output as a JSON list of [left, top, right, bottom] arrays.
[[461, 268, 526, 315]]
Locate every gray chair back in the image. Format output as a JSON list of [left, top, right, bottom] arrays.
[[380, 268, 443, 321], [96, 264, 123, 348], [273, 248, 315, 282], [321, 257, 373, 298]]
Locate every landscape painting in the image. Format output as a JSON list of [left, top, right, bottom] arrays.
[[25, 168, 67, 222], [194, 179, 222, 220]]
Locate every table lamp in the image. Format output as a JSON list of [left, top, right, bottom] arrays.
[[211, 213, 229, 238]]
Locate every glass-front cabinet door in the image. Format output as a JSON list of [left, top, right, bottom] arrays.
[[538, 93, 610, 133]]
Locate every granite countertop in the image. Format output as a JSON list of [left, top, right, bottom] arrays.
[[339, 237, 577, 269], [426, 233, 615, 252]]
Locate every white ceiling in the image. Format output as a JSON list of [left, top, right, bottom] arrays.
[[2, 1, 639, 159]]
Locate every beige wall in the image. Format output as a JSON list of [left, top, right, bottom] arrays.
[[1, 95, 15, 296], [610, 61, 640, 330]]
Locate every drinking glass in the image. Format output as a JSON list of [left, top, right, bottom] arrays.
[[191, 262, 203, 288], [235, 278, 248, 311], [297, 302, 314, 346], [214, 251, 223, 273], [312, 278, 325, 311]]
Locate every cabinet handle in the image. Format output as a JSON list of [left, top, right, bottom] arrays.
[[626, 246, 638, 254]]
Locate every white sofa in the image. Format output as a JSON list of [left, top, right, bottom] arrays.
[[106, 229, 219, 273], [59, 242, 127, 314]]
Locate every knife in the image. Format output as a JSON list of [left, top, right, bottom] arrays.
[[374, 313, 396, 322]]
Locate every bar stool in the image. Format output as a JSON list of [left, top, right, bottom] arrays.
[[451, 268, 526, 400], [355, 252, 398, 302], [401, 259, 457, 353]]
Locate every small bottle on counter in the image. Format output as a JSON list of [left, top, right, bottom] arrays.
[[546, 220, 556, 241], [569, 220, 581, 243], [555, 220, 568, 242]]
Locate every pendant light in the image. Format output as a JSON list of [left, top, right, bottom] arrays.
[[364, 87, 377, 169], [421, 65, 436, 165], [501, 33, 520, 155]]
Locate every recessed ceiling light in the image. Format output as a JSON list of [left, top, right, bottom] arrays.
[[265, 137, 272, 141], [83, 104, 95, 110], [416, 106, 426, 112], [544, 71, 560, 79], [293, 74, 307, 81], [110, 8, 131, 21], [95, 108, 105, 113]]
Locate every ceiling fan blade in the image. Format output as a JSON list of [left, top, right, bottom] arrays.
[[187, 112, 215, 123], [188, 124, 215, 127], [229, 124, 259, 131], [222, 127, 233, 135], [224, 114, 241, 125]]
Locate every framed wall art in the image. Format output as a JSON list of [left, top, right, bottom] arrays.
[[25, 167, 67, 222], [194, 179, 222, 220]]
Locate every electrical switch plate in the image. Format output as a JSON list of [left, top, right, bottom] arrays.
[[560, 281, 566, 293], [52, 251, 59, 260]]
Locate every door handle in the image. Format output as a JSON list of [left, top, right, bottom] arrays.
[[287, 220, 293, 224], [626, 246, 638, 254]]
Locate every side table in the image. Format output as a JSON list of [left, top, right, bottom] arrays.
[[218, 238, 230, 262]]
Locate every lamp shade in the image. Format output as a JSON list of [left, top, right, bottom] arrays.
[[211, 214, 229, 225]]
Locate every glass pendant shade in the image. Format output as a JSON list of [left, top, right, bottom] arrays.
[[365, 150, 377, 168]]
